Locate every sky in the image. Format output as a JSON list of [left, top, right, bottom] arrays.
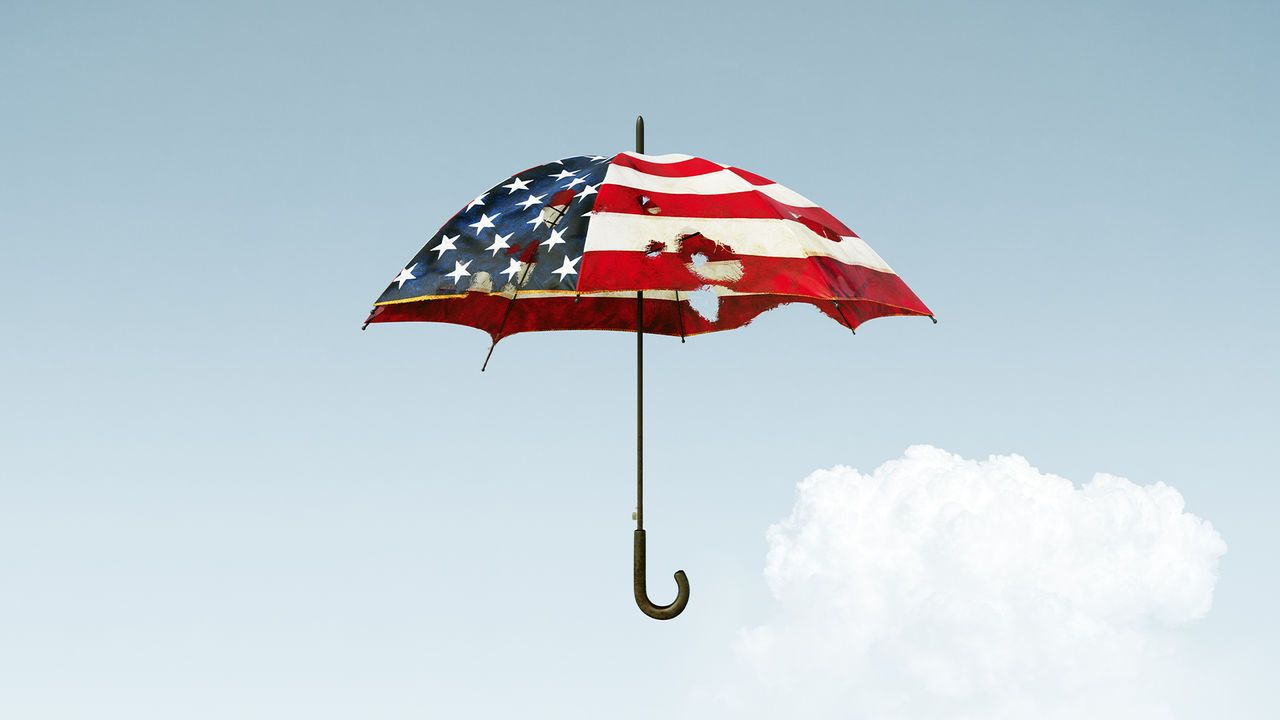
[[1, 1, 1277, 718]]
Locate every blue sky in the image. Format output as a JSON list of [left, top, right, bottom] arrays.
[[2, 1, 1276, 717]]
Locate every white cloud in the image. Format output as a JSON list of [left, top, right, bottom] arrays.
[[710, 445, 1226, 720]]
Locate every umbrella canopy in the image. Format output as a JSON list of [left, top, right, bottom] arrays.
[[365, 120, 931, 620], [365, 151, 931, 339]]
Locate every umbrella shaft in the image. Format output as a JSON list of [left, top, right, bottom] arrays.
[[635, 114, 645, 533], [636, 290, 644, 531]]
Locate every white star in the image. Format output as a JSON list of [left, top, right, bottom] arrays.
[[446, 259, 472, 285], [551, 169, 577, 180], [468, 212, 499, 233], [501, 177, 531, 194], [392, 264, 416, 289], [541, 227, 566, 250], [552, 255, 580, 281], [516, 193, 544, 210], [577, 184, 597, 199], [586, 155, 607, 162], [465, 193, 487, 212], [485, 232, 513, 256], [563, 176, 585, 188], [432, 234, 459, 257], [500, 257, 524, 280], [526, 212, 546, 229]]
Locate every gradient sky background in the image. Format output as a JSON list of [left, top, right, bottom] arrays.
[[2, 1, 1276, 718]]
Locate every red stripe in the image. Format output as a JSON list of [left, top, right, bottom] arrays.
[[608, 153, 725, 178], [593, 184, 858, 239], [576, 250, 930, 315], [607, 153, 780, 187], [725, 166, 774, 186], [367, 291, 924, 339]]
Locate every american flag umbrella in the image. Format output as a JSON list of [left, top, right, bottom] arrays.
[[364, 118, 932, 620]]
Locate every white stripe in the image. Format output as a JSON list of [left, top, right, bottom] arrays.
[[617, 152, 694, 164], [756, 183, 817, 208], [583, 213, 893, 272], [603, 163, 820, 208]]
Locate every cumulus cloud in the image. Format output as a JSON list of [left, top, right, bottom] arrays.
[[711, 445, 1226, 720]]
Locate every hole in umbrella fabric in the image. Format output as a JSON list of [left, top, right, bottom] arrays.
[[686, 287, 720, 322]]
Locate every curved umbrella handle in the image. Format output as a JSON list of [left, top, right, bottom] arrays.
[[634, 529, 690, 620]]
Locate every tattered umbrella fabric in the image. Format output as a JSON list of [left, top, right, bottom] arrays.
[[365, 152, 932, 337]]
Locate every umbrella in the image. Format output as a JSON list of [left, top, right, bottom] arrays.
[[364, 118, 932, 619]]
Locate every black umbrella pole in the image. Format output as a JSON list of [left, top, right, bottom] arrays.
[[637, 289, 644, 533], [632, 270, 690, 619]]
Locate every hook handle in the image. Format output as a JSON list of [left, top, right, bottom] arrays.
[[633, 529, 690, 620]]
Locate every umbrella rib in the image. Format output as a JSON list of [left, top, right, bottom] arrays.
[[674, 289, 686, 343], [832, 300, 857, 335], [481, 263, 535, 371]]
